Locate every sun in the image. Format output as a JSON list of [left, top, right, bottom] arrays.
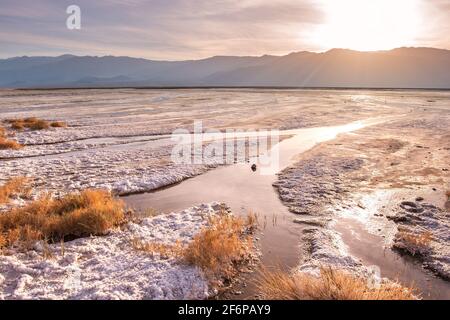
[[313, 0, 422, 51]]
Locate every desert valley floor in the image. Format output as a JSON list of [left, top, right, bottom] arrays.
[[0, 88, 449, 300]]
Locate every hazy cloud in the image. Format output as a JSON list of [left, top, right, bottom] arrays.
[[0, 0, 448, 59]]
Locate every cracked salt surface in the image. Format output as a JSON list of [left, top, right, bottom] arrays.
[[1, 89, 447, 298], [0, 89, 409, 199], [298, 226, 365, 276], [1, 142, 218, 198], [390, 197, 450, 280], [0, 203, 224, 300]]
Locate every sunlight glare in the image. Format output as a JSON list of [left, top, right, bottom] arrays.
[[314, 0, 422, 51]]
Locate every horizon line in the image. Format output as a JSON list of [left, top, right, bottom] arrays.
[[1, 46, 449, 62], [10, 86, 450, 91]]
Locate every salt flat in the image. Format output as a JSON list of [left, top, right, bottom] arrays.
[[0, 88, 441, 197], [0, 88, 449, 299]]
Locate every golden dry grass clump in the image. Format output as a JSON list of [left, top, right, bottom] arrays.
[[257, 267, 417, 300], [183, 214, 255, 280], [1, 117, 66, 149], [132, 239, 184, 259], [50, 121, 67, 128], [132, 212, 256, 281], [0, 136, 23, 150], [0, 177, 31, 205], [0, 233, 5, 248], [394, 230, 433, 257], [0, 189, 125, 249], [7, 117, 50, 130], [0, 125, 23, 150], [5, 117, 67, 131]]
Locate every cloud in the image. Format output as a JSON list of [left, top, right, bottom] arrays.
[[0, 0, 448, 59]]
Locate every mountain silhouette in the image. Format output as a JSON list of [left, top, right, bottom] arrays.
[[1, 47, 449, 89]]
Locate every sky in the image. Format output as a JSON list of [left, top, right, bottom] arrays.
[[0, 0, 449, 60]]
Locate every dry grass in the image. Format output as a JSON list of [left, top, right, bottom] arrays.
[[132, 239, 184, 259], [245, 211, 259, 231], [0, 136, 23, 150], [0, 189, 125, 249], [131, 213, 256, 282], [0, 125, 22, 149], [5, 118, 67, 131], [0, 233, 6, 248], [126, 208, 162, 224], [183, 214, 255, 280], [394, 230, 433, 257], [137, 207, 160, 218], [0, 177, 31, 205], [6, 117, 49, 130], [50, 121, 67, 128], [10, 122, 25, 130], [257, 267, 417, 300]]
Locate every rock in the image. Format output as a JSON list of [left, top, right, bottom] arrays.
[[374, 213, 383, 217], [291, 208, 309, 215], [415, 197, 424, 202], [401, 201, 417, 208], [387, 214, 408, 223], [400, 201, 424, 213]]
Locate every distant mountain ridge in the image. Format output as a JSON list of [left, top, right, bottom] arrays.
[[1, 47, 449, 89]]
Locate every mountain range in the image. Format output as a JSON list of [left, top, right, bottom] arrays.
[[1, 47, 449, 89]]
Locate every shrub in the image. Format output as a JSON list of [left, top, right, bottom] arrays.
[[0, 177, 31, 204], [0, 189, 125, 249], [132, 212, 257, 283], [50, 121, 67, 128], [257, 266, 417, 300], [183, 214, 255, 280], [5, 117, 63, 131], [0, 137, 23, 150], [0, 233, 6, 248], [28, 119, 50, 130], [394, 230, 433, 257], [132, 239, 184, 259], [11, 122, 25, 130]]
